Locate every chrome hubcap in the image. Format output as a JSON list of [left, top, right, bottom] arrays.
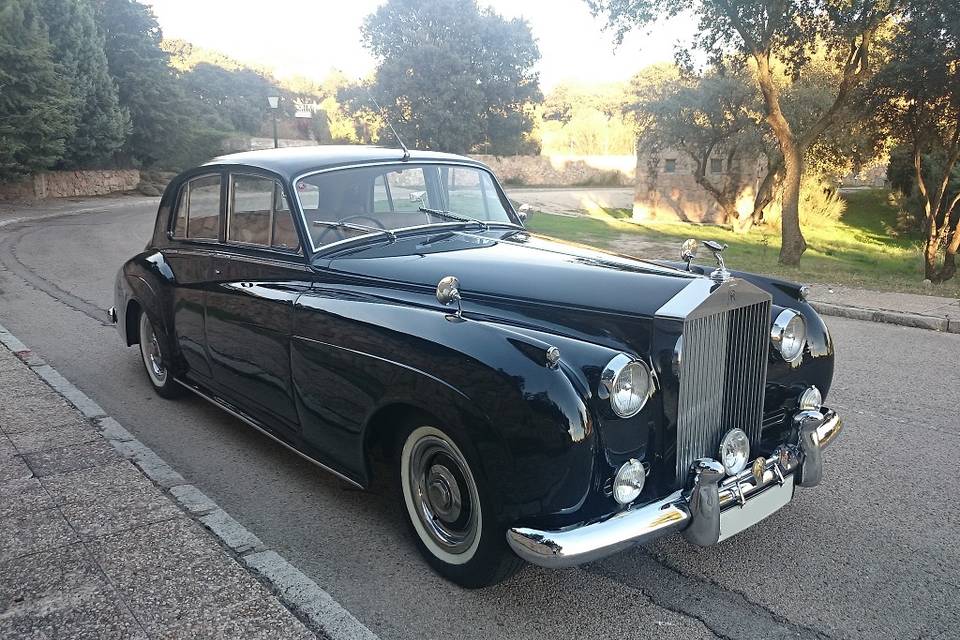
[[407, 434, 478, 554], [139, 314, 167, 385]]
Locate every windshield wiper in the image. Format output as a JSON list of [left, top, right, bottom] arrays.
[[312, 220, 396, 241], [419, 207, 488, 231]]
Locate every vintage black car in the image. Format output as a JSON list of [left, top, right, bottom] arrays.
[[111, 146, 842, 587]]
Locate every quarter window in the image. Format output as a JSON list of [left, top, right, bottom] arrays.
[[228, 174, 300, 252], [178, 175, 221, 240]]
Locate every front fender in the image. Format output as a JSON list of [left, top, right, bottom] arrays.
[[291, 286, 600, 523]]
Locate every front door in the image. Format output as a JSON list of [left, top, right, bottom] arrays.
[[203, 172, 309, 439]]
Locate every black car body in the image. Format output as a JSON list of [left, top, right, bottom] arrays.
[[112, 146, 842, 587]]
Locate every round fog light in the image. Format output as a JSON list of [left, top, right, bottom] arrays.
[[613, 459, 646, 505], [799, 386, 822, 411], [719, 428, 750, 476]]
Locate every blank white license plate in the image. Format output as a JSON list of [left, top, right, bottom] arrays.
[[718, 476, 795, 542]]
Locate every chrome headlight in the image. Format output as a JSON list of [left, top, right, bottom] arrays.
[[599, 354, 654, 418], [719, 428, 750, 476], [770, 309, 807, 363], [612, 459, 646, 505]]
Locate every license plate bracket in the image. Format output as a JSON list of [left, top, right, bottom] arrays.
[[718, 475, 795, 542]]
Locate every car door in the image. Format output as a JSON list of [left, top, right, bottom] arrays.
[[165, 172, 224, 380], [204, 171, 310, 439]]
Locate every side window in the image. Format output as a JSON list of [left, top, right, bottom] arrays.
[[185, 175, 221, 240], [271, 186, 300, 251], [373, 174, 392, 212], [229, 175, 273, 245], [384, 167, 428, 211], [172, 188, 187, 237], [228, 174, 300, 252], [444, 167, 501, 219]]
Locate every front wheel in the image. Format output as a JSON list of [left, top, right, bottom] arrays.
[[399, 424, 523, 588], [138, 311, 180, 399]]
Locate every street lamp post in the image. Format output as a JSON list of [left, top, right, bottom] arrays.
[[267, 96, 280, 149]]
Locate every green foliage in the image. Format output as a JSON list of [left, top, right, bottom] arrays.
[[360, 0, 541, 154], [526, 188, 960, 297], [0, 0, 73, 182], [96, 0, 194, 167], [540, 81, 635, 155], [869, 0, 960, 280], [180, 63, 274, 134], [38, 0, 129, 168]]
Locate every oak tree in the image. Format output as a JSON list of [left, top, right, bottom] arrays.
[[589, 0, 895, 265]]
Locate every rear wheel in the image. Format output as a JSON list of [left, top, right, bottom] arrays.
[[138, 311, 180, 399], [399, 424, 523, 588]]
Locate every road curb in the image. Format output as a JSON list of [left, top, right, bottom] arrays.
[[0, 321, 379, 640], [809, 300, 957, 333]]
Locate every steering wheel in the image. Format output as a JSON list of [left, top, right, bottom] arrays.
[[313, 215, 389, 245]]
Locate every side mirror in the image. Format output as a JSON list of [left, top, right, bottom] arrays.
[[436, 275, 463, 319], [517, 203, 532, 223], [680, 238, 699, 270], [409, 190, 427, 203]]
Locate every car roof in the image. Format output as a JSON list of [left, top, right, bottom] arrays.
[[205, 145, 487, 178]]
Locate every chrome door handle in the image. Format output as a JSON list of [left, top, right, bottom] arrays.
[[213, 269, 222, 275]]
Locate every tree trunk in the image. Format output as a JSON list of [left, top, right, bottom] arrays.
[[778, 143, 807, 265], [754, 53, 807, 265]]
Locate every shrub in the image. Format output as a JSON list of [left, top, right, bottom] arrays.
[[764, 175, 846, 229]]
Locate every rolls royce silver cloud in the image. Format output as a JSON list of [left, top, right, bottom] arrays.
[[111, 146, 842, 587]]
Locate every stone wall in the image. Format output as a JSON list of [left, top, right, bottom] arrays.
[[632, 151, 766, 224], [0, 170, 141, 201], [471, 154, 636, 187]]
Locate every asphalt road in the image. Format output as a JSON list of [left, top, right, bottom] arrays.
[[2, 195, 958, 640]]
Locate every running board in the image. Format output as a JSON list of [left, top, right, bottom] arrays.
[[174, 378, 363, 489]]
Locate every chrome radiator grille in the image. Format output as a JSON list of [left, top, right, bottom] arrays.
[[674, 295, 771, 485]]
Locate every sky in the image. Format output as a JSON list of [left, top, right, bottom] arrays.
[[144, 0, 694, 91]]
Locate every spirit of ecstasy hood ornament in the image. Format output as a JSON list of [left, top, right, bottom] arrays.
[[703, 240, 731, 282], [680, 238, 731, 282]]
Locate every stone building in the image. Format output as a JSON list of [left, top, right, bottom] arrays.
[[632, 149, 767, 224]]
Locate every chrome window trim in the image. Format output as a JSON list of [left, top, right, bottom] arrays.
[[290, 160, 521, 254], [225, 171, 303, 257]]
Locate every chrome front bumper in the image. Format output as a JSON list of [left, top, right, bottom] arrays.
[[507, 408, 842, 568]]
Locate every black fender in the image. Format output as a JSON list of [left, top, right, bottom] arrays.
[[114, 251, 182, 368], [290, 285, 611, 524]]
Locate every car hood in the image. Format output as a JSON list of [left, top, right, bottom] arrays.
[[321, 229, 699, 318]]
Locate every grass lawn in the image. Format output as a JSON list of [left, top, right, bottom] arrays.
[[525, 188, 960, 298]]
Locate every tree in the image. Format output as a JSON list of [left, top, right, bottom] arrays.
[[360, 0, 541, 154], [0, 0, 73, 182], [540, 81, 636, 155], [633, 68, 766, 227], [39, 0, 129, 167], [590, 0, 896, 265], [871, 0, 960, 281], [180, 63, 275, 134], [96, 0, 193, 166]]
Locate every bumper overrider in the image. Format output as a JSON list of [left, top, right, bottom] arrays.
[[507, 408, 842, 568]]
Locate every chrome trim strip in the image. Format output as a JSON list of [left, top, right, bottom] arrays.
[[174, 378, 363, 489], [507, 408, 840, 568]]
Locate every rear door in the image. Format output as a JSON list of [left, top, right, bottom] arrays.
[[165, 172, 224, 380], [204, 171, 311, 439]]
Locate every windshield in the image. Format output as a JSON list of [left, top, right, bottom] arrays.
[[293, 163, 515, 250]]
